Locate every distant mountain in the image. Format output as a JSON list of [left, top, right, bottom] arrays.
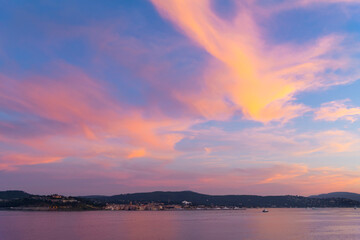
[[0, 191, 104, 210], [310, 192, 360, 202], [2, 190, 360, 209], [0, 190, 31, 200], [82, 191, 207, 203], [82, 190, 360, 208]]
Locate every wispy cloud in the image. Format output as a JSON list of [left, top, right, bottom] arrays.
[[314, 99, 360, 122], [0, 63, 187, 170], [151, 0, 359, 123]]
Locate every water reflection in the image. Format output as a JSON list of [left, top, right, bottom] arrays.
[[1, 209, 360, 240], [121, 211, 179, 239]]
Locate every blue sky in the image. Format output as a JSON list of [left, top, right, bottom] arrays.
[[1, 0, 360, 196]]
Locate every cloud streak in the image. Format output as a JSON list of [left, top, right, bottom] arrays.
[[0, 63, 187, 170], [151, 0, 359, 123], [314, 99, 360, 122]]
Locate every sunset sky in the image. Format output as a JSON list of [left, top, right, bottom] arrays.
[[1, 0, 360, 196]]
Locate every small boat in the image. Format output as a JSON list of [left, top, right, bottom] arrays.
[[262, 209, 269, 213]]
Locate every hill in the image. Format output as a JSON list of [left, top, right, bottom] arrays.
[[0, 191, 104, 210], [83, 190, 360, 208], [0, 190, 31, 200], [2, 190, 360, 209], [309, 192, 360, 202]]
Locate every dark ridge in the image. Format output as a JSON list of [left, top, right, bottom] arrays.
[[0, 190, 31, 200], [2, 190, 360, 209], [310, 192, 360, 202], [82, 191, 360, 208]]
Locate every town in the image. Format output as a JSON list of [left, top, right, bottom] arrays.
[[104, 201, 246, 211]]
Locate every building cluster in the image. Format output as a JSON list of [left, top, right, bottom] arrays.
[[47, 194, 79, 203], [104, 200, 197, 211], [105, 203, 185, 211], [29, 194, 79, 204], [104, 201, 247, 211]]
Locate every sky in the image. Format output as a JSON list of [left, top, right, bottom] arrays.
[[1, 0, 360, 196]]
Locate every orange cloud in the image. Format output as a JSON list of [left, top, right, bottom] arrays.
[[151, 0, 358, 122], [127, 149, 146, 159], [314, 99, 360, 122], [0, 153, 62, 170]]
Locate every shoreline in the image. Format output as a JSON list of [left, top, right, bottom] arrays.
[[1, 207, 358, 212]]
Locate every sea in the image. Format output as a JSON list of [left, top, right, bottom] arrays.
[[1, 208, 360, 240]]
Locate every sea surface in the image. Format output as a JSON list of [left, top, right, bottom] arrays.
[[1, 208, 360, 240]]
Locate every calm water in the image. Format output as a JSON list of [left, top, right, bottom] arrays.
[[1, 209, 360, 240]]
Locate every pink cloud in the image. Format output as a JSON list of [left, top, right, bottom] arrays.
[[265, 0, 360, 13], [0, 63, 189, 170], [299, 0, 360, 5], [177, 125, 360, 162], [314, 99, 360, 122]]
